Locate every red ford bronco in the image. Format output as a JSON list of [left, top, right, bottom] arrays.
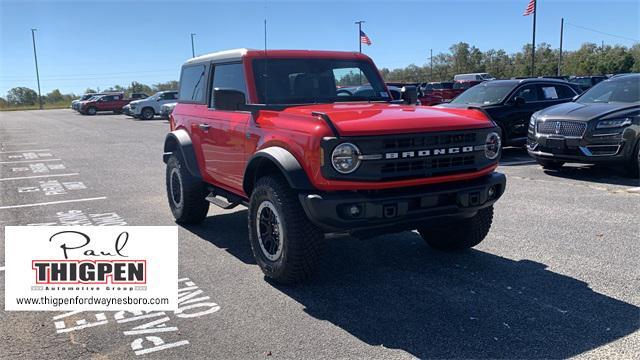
[[164, 49, 506, 284]]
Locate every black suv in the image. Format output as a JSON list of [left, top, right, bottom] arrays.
[[437, 79, 579, 145], [527, 73, 640, 177]]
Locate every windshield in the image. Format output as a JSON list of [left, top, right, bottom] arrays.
[[577, 78, 639, 104], [82, 94, 94, 100], [433, 82, 454, 89], [252, 58, 388, 104], [450, 82, 513, 105]]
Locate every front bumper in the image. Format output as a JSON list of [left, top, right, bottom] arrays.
[[527, 131, 635, 164], [298, 172, 506, 233]]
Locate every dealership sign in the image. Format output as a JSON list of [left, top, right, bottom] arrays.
[[5, 226, 178, 311]]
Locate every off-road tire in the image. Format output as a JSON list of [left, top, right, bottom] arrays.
[[248, 175, 324, 284], [418, 206, 494, 251], [141, 107, 155, 120], [86, 106, 97, 116], [165, 154, 209, 224], [626, 140, 640, 178], [537, 159, 564, 170]]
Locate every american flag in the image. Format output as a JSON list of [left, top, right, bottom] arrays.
[[523, 0, 536, 16], [360, 30, 372, 46]]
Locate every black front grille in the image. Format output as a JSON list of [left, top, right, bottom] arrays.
[[537, 121, 586, 137], [381, 156, 475, 174], [322, 129, 496, 181]]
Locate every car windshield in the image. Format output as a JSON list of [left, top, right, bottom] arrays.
[[577, 78, 640, 104], [82, 94, 94, 100], [433, 83, 454, 89], [252, 58, 388, 104], [450, 82, 513, 105]]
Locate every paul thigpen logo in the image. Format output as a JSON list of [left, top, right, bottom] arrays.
[[32, 231, 147, 285]]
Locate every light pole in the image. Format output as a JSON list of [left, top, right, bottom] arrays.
[[190, 33, 196, 58], [558, 18, 564, 76], [31, 28, 43, 110], [429, 48, 433, 81]]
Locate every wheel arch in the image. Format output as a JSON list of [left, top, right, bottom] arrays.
[[243, 147, 314, 196], [163, 129, 203, 180]]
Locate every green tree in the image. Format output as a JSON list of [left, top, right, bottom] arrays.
[[45, 89, 65, 103], [153, 80, 179, 92], [6, 87, 39, 105]]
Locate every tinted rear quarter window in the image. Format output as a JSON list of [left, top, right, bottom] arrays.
[[179, 65, 207, 102]]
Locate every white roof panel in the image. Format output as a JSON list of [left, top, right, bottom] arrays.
[[184, 48, 255, 65]]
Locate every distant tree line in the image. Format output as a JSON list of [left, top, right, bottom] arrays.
[[0, 80, 179, 109], [380, 42, 640, 83], [2, 41, 639, 108]]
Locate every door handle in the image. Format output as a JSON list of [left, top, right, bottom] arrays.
[[198, 123, 211, 131]]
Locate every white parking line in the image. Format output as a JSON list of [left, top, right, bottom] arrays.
[[0, 149, 50, 154], [0, 197, 107, 210], [0, 159, 61, 164], [0, 173, 80, 181], [0, 266, 4, 272]]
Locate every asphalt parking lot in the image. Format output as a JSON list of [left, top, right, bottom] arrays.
[[0, 109, 638, 359]]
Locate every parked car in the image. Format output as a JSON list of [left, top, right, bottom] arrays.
[[454, 73, 495, 82], [131, 93, 149, 100], [569, 76, 607, 92], [527, 73, 639, 177], [78, 93, 131, 115], [160, 102, 177, 119], [437, 78, 579, 145], [72, 93, 103, 111], [422, 82, 465, 103], [164, 48, 506, 284], [339, 85, 401, 100], [128, 91, 178, 120]]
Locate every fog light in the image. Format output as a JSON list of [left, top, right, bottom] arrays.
[[488, 186, 497, 199], [349, 205, 362, 217]]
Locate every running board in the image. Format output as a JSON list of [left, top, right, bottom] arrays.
[[206, 193, 240, 209]]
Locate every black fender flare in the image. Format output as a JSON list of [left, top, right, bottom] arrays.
[[163, 129, 202, 180], [243, 147, 314, 195]]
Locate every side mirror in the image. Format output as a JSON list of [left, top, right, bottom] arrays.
[[213, 88, 246, 111], [401, 85, 418, 105], [512, 96, 526, 106], [157, 97, 162, 101]]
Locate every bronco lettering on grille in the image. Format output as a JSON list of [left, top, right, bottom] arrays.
[[383, 146, 476, 160]]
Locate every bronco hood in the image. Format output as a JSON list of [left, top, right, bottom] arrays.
[[283, 103, 494, 136]]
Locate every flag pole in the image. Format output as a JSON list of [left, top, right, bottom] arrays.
[[355, 20, 365, 53], [531, 0, 537, 76]]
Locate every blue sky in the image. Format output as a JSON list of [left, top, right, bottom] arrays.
[[1, 0, 638, 96]]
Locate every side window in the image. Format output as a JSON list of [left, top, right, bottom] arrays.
[[540, 85, 559, 100], [179, 65, 207, 102], [167, 92, 178, 100], [555, 85, 576, 99], [210, 63, 247, 107], [513, 85, 538, 102]]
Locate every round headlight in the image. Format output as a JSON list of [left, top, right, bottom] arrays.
[[485, 132, 501, 160], [331, 143, 361, 174]]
